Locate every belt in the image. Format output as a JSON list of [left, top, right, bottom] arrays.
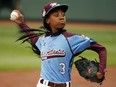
[[40, 79, 70, 87]]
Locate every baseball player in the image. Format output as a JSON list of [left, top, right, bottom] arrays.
[[10, 2, 107, 87]]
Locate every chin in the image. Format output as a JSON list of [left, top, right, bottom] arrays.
[[57, 23, 65, 29], [58, 25, 65, 29], [57, 27, 64, 30]]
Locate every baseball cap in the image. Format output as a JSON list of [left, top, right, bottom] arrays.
[[42, 2, 68, 18]]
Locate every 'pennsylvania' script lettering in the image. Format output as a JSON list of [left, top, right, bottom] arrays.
[[41, 49, 66, 60]]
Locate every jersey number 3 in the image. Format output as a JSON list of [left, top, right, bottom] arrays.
[[59, 62, 66, 74]]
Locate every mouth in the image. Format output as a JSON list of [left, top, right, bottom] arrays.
[[57, 22, 65, 28], [59, 21, 65, 24]]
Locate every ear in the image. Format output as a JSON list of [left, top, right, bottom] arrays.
[[46, 18, 50, 24]]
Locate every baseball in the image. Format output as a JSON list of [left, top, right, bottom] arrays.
[[10, 11, 19, 20]]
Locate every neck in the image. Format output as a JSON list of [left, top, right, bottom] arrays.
[[52, 29, 59, 34], [51, 29, 66, 36], [51, 28, 63, 34]]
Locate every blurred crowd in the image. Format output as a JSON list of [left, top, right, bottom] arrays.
[[0, 0, 20, 18]]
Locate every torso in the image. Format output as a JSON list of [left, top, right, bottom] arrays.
[[35, 32, 95, 82]]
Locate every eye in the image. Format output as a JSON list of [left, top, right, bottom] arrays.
[[53, 13, 58, 17], [62, 13, 65, 17], [52, 11, 65, 17]]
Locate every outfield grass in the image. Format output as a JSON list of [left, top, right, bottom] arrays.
[[0, 22, 116, 70], [0, 25, 41, 70]]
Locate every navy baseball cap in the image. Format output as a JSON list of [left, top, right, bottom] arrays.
[[42, 2, 68, 18]]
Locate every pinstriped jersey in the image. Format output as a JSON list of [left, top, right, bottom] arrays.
[[35, 32, 96, 82]]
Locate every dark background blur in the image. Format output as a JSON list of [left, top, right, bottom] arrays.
[[0, 0, 116, 23]]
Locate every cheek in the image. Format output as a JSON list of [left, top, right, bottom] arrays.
[[49, 19, 57, 26]]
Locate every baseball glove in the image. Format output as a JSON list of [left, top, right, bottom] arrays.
[[74, 56, 105, 85]]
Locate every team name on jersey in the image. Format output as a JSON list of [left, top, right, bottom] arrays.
[[41, 49, 66, 60]]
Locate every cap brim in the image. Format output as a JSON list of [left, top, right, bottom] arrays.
[[55, 5, 68, 13], [45, 4, 68, 17]]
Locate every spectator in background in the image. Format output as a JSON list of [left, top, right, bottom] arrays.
[[0, 0, 20, 13]]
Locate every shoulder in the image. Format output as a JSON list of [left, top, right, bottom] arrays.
[[62, 31, 96, 42], [62, 31, 79, 38], [62, 31, 85, 40]]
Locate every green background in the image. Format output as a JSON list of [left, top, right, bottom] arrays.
[[0, 0, 116, 71], [0, 22, 116, 70], [0, 0, 116, 22]]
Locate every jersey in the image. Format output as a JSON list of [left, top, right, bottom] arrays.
[[35, 32, 96, 82]]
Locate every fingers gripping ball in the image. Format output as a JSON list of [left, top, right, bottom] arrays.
[[74, 56, 105, 85], [10, 11, 19, 20]]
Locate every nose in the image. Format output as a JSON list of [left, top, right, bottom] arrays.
[[59, 17, 64, 21], [59, 15, 65, 20]]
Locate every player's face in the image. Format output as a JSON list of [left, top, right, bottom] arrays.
[[46, 9, 66, 33]]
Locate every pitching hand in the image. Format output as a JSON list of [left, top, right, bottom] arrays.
[[10, 10, 24, 24]]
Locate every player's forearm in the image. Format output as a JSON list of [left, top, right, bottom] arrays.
[[98, 47, 107, 74], [88, 42, 107, 74], [19, 23, 38, 44]]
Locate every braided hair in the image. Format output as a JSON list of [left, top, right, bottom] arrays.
[[17, 26, 50, 56]]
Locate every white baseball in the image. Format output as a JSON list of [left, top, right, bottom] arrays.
[[10, 11, 19, 20]]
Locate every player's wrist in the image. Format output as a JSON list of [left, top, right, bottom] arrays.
[[98, 67, 107, 75], [96, 72, 104, 79]]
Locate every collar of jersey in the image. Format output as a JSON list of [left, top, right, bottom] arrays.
[[46, 29, 66, 37]]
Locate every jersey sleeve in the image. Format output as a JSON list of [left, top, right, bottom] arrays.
[[69, 34, 107, 74], [87, 42, 107, 74], [68, 34, 96, 55], [19, 23, 38, 44]]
